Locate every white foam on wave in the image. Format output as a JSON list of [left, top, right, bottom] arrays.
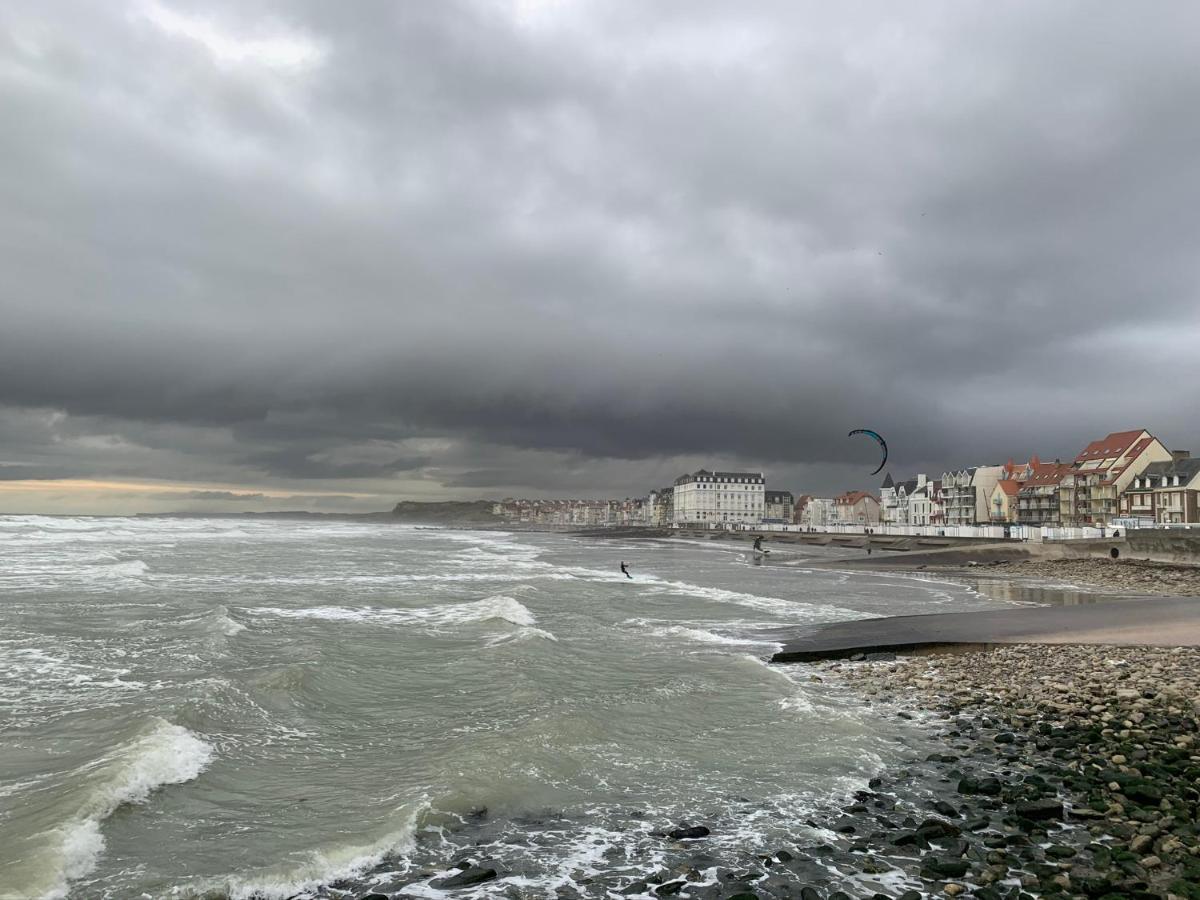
[[90, 559, 149, 579], [247, 594, 538, 631], [485, 625, 558, 647], [32, 719, 213, 900], [212, 611, 246, 636], [198, 605, 245, 636], [0, 648, 139, 713], [430, 595, 536, 628], [211, 804, 423, 900], [639, 577, 870, 622], [624, 619, 776, 649]]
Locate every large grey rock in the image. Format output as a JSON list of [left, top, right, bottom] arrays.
[[432, 866, 498, 889], [667, 825, 711, 840], [1014, 799, 1064, 821]]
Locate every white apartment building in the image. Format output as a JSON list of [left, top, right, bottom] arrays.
[[941, 465, 1005, 525], [795, 496, 836, 527], [672, 470, 766, 525]]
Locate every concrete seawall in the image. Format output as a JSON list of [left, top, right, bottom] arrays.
[[578, 525, 1200, 566], [770, 596, 1200, 663], [1074, 530, 1200, 565]]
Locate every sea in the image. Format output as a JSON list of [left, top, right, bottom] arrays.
[[0, 516, 1084, 899]]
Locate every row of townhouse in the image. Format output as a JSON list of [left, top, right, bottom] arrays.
[[1012, 429, 1184, 527], [880, 474, 944, 526], [792, 492, 880, 526], [493, 471, 794, 529], [493, 430, 1200, 532], [494, 497, 651, 526], [875, 429, 1197, 528]]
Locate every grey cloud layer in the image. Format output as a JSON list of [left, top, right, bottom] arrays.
[[2, 1, 1199, 505]]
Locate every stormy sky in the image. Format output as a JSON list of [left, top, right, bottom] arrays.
[[2, 1, 1199, 513]]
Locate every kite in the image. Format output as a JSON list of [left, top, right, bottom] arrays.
[[848, 429, 888, 475]]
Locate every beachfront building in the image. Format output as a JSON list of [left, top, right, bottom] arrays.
[[895, 475, 934, 526], [764, 490, 794, 523], [940, 468, 977, 525], [795, 496, 836, 527], [672, 470, 766, 526], [990, 480, 1021, 524], [648, 488, 674, 527], [989, 457, 1044, 524], [883, 474, 937, 526], [1059, 430, 1172, 527], [1120, 455, 1200, 524], [907, 477, 943, 526], [1016, 461, 1071, 526], [879, 474, 902, 524], [834, 490, 880, 525], [941, 465, 1005, 525]]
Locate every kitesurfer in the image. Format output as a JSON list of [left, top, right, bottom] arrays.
[[753, 536, 763, 552], [620, 561, 632, 579]]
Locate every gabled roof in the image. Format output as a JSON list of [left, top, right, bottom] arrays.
[[835, 490, 877, 505], [881, 472, 894, 489], [997, 480, 1022, 497], [1134, 458, 1200, 483], [1074, 429, 1148, 464], [1018, 463, 1072, 491]]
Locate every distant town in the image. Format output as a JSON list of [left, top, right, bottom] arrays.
[[491, 428, 1199, 533]]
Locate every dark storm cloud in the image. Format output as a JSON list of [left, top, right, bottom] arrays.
[[2, 0, 1200, 506], [245, 450, 432, 480]]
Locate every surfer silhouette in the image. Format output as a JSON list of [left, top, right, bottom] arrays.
[[753, 536, 763, 552], [620, 561, 632, 579]]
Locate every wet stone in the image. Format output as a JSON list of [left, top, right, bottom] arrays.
[[925, 857, 971, 879], [1014, 800, 1064, 822], [432, 866, 499, 889], [667, 825, 711, 840]]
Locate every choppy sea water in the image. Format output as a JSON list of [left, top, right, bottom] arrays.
[[0, 517, 1019, 900]]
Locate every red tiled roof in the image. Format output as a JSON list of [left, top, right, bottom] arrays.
[[1074, 430, 1147, 463], [1028, 460, 1061, 477], [1021, 463, 1072, 487], [1076, 436, 1161, 485], [998, 480, 1022, 496], [836, 490, 876, 504]]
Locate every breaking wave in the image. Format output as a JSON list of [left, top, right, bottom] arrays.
[[203, 805, 424, 900], [247, 594, 538, 630], [30, 719, 213, 899]]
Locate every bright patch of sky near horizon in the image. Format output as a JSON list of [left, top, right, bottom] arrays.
[[1, 0, 1198, 513]]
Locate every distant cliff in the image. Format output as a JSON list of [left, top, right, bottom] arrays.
[[390, 500, 499, 524]]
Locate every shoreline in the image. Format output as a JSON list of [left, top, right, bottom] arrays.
[[322, 643, 1200, 900], [812, 644, 1200, 900]]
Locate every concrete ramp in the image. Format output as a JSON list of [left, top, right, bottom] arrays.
[[770, 596, 1200, 663]]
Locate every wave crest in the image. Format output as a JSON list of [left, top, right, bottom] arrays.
[[32, 719, 213, 899], [208, 804, 423, 900], [247, 594, 538, 630]]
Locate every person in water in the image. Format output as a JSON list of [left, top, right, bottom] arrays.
[[620, 561, 632, 579], [753, 536, 763, 552]]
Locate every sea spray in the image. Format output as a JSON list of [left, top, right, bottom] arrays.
[[13, 719, 213, 900]]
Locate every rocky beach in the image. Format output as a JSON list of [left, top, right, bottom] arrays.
[[794, 644, 1200, 900], [963, 559, 1200, 597]]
